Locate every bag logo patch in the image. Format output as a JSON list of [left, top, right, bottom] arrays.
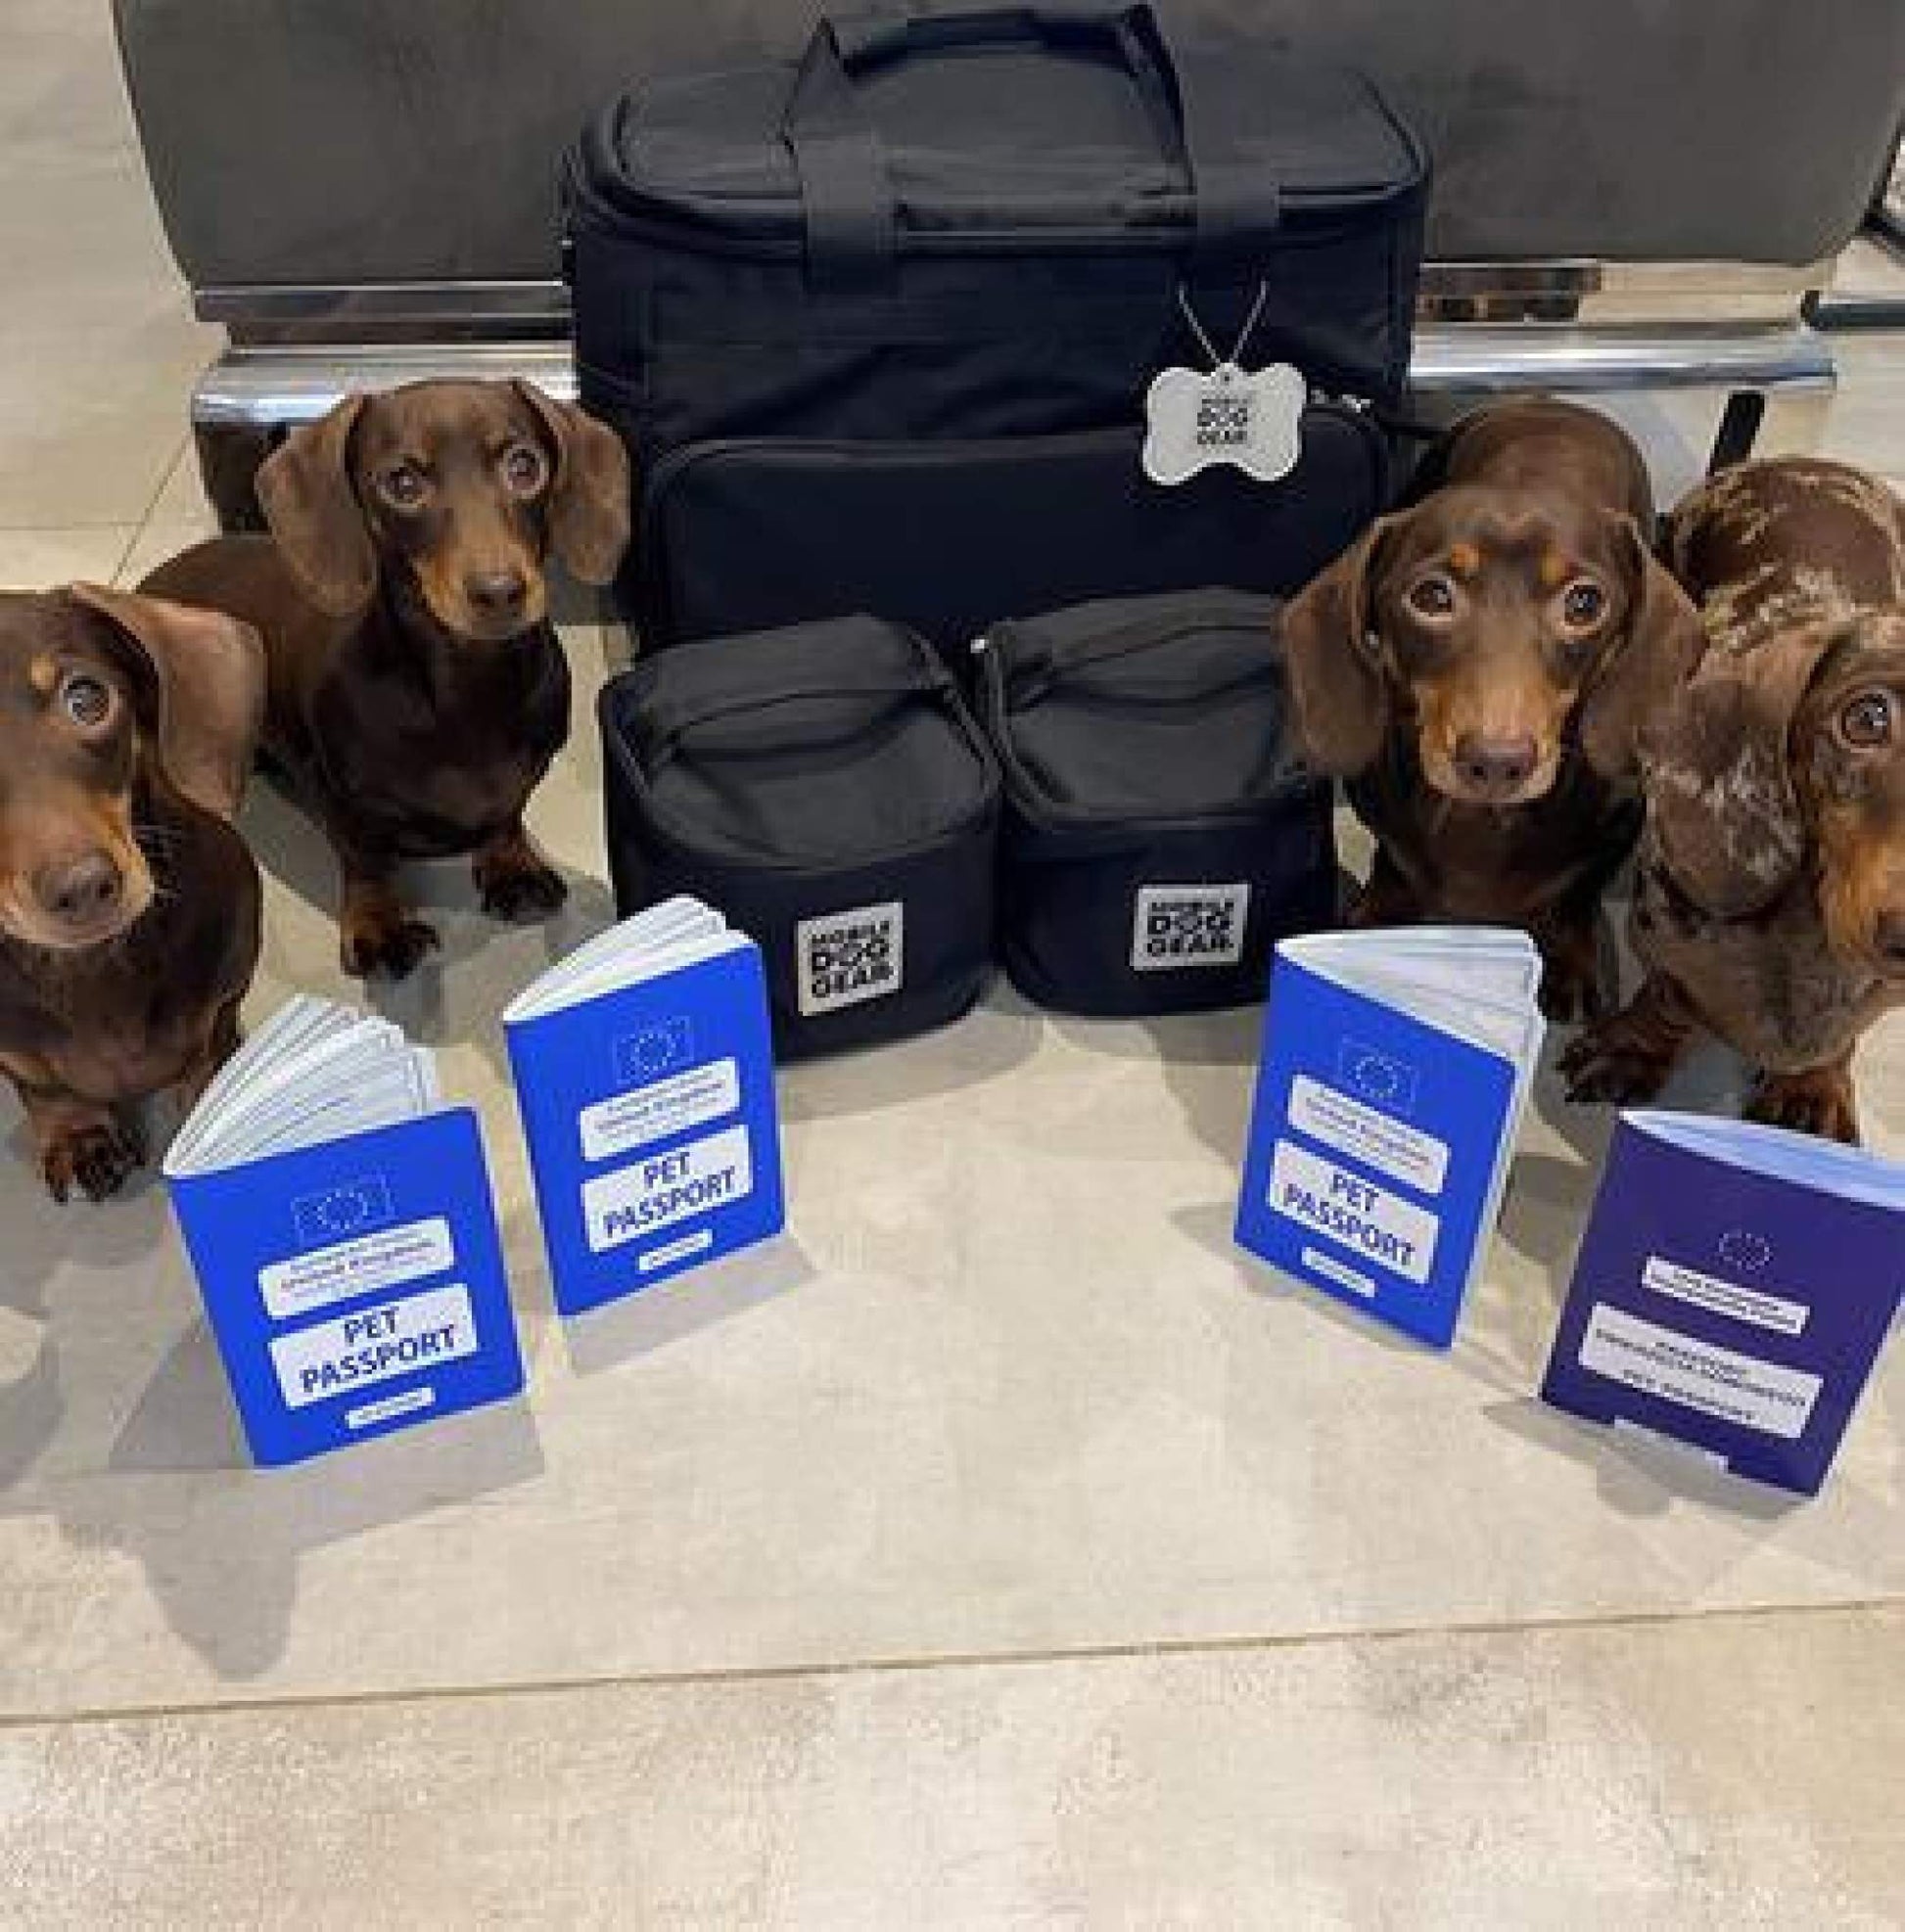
[[1131, 884, 1251, 971], [797, 901, 906, 1016]]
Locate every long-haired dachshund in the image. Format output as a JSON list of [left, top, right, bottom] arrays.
[[1282, 397, 1705, 1019], [143, 380, 629, 979], [1561, 457, 1905, 1142], [0, 585, 264, 1199]]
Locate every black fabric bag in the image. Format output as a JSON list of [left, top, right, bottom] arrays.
[[973, 588, 1335, 1014], [598, 616, 1000, 1057], [564, 4, 1425, 650]]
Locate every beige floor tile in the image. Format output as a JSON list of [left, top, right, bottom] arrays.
[[0, 8, 213, 529], [1829, 235, 1905, 302], [113, 440, 216, 586], [1803, 334, 1905, 479], [0, 526, 136, 588], [1, 1604, 1899, 1928]]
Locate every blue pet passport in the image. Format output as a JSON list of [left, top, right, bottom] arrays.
[[1234, 928, 1546, 1347], [504, 897, 786, 1317], [164, 998, 526, 1467]]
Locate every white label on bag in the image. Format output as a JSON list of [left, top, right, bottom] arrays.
[[1640, 1256, 1808, 1336], [1578, 1304, 1821, 1439], [581, 1124, 753, 1254], [1288, 1075, 1450, 1196], [1131, 884, 1250, 971], [579, 1057, 740, 1164], [269, 1284, 478, 1409], [796, 901, 904, 1016], [258, 1217, 454, 1321], [1142, 361, 1307, 485], [1268, 1139, 1438, 1284]]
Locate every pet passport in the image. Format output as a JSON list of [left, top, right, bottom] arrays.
[[504, 897, 786, 1316], [1541, 1112, 1904, 1495], [164, 998, 525, 1467], [1233, 929, 1546, 1348]]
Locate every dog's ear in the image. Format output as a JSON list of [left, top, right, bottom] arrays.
[[512, 382, 631, 585], [1280, 518, 1395, 776], [256, 393, 374, 617], [1641, 619, 1843, 918], [69, 584, 266, 822], [1577, 515, 1706, 781]]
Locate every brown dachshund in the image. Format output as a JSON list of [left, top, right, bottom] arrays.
[[1275, 399, 1707, 1020], [0, 585, 264, 1199], [1561, 457, 1905, 1142], [1282, 397, 1705, 1019], [143, 380, 630, 979]]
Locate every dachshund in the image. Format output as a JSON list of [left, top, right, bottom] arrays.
[[143, 380, 630, 979], [1561, 457, 1905, 1142], [0, 585, 264, 1199], [1282, 396, 1705, 1019]]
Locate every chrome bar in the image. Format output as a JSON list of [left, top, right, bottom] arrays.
[[192, 322, 1834, 434], [194, 344, 580, 428], [1409, 322, 1835, 394]]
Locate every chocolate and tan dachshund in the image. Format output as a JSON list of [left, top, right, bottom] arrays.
[[1282, 397, 1704, 1020], [0, 585, 264, 1199], [144, 380, 629, 980], [1561, 457, 1905, 1142]]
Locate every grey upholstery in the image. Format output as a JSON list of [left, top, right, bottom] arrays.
[[116, 0, 1905, 293]]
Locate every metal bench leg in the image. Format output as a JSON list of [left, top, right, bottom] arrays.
[[1706, 391, 1766, 473], [193, 422, 277, 534]]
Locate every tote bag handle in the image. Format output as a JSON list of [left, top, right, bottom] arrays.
[[780, 3, 1276, 296]]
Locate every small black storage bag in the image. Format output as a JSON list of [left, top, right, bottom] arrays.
[[599, 616, 1000, 1057], [973, 588, 1334, 1014]]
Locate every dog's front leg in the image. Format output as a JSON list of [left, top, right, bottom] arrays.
[[472, 819, 567, 924], [1558, 972, 1696, 1105], [1530, 897, 1616, 1025], [1344, 850, 1422, 930], [1746, 1055, 1861, 1145], [173, 994, 245, 1117], [336, 842, 441, 981], [12, 1077, 146, 1203]]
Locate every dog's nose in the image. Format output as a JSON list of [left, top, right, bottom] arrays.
[[1455, 733, 1541, 795], [466, 568, 530, 623], [35, 851, 122, 929]]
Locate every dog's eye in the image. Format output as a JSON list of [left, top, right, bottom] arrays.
[[61, 674, 112, 727], [1406, 575, 1457, 621], [379, 464, 428, 510], [1559, 579, 1607, 628], [501, 443, 547, 495], [1840, 690, 1895, 748]]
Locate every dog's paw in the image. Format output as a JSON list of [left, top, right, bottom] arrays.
[[1745, 1071, 1861, 1145], [1558, 1026, 1671, 1106], [475, 849, 568, 924], [341, 906, 441, 981], [39, 1120, 145, 1203], [1539, 957, 1611, 1027]]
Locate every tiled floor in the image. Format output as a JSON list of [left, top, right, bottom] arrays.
[[0, 9, 1901, 1926]]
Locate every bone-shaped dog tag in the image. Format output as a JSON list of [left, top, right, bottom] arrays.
[[1141, 360, 1307, 486]]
